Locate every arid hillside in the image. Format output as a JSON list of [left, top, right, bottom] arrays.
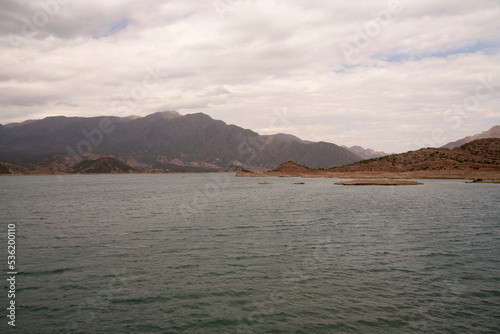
[[335, 138, 499, 173], [237, 138, 500, 179]]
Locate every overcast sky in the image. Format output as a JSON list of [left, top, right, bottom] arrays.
[[1, 0, 499, 152]]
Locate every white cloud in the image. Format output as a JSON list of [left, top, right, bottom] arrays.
[[0, 0, 499, 152]]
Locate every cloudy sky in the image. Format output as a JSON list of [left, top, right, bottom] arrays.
[[1, 0, 499, 152]]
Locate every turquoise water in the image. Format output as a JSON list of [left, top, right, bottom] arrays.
[[1, 174, 499, 333]]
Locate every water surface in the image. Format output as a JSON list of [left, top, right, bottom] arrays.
[[1, 175, 499, 333]]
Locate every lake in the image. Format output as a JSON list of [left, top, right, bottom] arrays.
[[1, 174, 499, 333]]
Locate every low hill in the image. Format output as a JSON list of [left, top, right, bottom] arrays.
[[72, 157, 136, 174], [442, 125, 500, 149]]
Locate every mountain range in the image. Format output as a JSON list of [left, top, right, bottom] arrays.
[[2, 111, 497, 175], [0, 111, 363, 172]]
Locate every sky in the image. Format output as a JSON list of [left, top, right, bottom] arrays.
[[1, 0, 499, 153]]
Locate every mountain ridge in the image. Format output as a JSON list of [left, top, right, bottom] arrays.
[[0, 111, 362, 173]]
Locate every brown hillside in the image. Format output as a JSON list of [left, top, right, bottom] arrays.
[[238, 138, 500, 179], [273, 161, 313, 173], [333, 138, 499, 173]]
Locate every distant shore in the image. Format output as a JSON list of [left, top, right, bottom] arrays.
[[335, 179, 423, 186], [2, 169, 499, 181], [235, 160, 500, 180], [0, 171, 232, 176], [236, 169, 500, 180]]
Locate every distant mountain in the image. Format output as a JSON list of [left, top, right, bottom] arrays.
[[341, 145, 389, 160], [263, 135, 389, 160], [441, 125, 500, 149], [0, 111, 362, 172]]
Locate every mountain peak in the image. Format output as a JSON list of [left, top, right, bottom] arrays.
[[144, 110, 182, 121]]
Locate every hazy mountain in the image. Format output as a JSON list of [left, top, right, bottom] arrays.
[[341, 145, 389, 159], [0, 111, 362, 171], [441, 125, 500, 149]]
